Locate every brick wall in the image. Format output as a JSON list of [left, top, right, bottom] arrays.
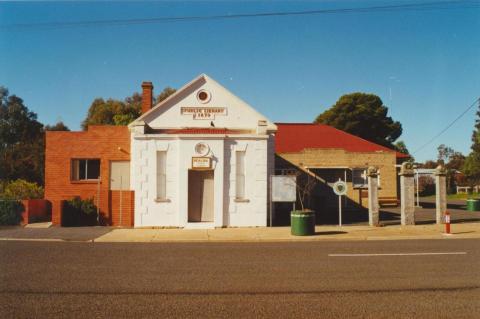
[[20, 199, 52, 225], [277, 148, 398, 208], [45, 126, 133, 226], [109, 190, 134, 227]]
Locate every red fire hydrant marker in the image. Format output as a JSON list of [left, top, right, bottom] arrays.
[[444, 211, 451, 235]]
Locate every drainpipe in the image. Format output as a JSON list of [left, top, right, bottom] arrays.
[[97, 176, 101, 224]]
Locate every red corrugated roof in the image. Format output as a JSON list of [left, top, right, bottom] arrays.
[[275, 123, 409, 159]]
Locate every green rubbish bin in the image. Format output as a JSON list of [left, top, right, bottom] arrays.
[[466, 199, 480, 212], [291, 210, 315, 236]]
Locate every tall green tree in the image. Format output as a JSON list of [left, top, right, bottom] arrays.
[[394, 140, 410, 155], [315, 93, 402, 147], [463, 101, 480, 182], [0, 87, 44, 184], [156, 87, 176, 103], [45, 121, 70, 131], [81, 87, 176, 129]]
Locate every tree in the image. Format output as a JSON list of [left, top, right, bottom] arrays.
[[1, 179, 44, 200], [463, 153, 480, 182], [0, 87, 44, 184], [445, 151, 465, 171], [463, 99, 480, 184], [156, 87, 176, 103], [81, 87, 176, 129], [45, 121, 70, 131], [394, 140, 410, 155], [421, 160, 438, 169], [81, 98, 125, 129], [463, 101, 480, 183], [315, 93, 402, 147], [437, 144, 454, 165]]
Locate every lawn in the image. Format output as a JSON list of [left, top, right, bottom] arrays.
[[423, 193, 479, 200], [447, 193, 480, 200]]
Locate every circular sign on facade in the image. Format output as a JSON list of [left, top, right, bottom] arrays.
[[333, 180, 347, 196], [194, 142, 210, 157]]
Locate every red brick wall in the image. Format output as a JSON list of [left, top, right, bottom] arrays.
[[45, 126, 132, 226], [110, 190, 134, 227], [20, 199, 52, 225]]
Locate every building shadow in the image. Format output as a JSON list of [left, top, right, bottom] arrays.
[[315, 231, 347, 235], [419, 201, 466, 210]]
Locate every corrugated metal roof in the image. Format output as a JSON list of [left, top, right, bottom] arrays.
[[275, 123, 409, 159]]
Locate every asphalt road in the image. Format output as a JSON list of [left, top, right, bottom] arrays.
[[1, 239, 479, 318]]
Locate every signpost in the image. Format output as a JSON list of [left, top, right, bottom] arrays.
[[333, 179, 347, 227]]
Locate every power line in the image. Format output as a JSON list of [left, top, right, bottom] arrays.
[[411, 97, 480, 155], [1, 0, 479, 31]]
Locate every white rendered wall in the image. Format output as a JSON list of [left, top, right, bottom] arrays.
[[130, 74, 276, 228], [132, 134, 271, 228], [226, 138, 269, 227], [132, 137, 180, 227], [143, 76, 276, 131]]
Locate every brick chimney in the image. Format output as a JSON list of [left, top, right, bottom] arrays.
[[141, 81, 154, 114]]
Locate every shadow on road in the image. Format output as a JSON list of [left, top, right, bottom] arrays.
[[315, 231, 347, 236]]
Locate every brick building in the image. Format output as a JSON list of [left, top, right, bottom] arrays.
[[45, 126, 133, 226], [275, 123, 409, 224], [46, 74, 276, 227], [45, 75, 409, 227]]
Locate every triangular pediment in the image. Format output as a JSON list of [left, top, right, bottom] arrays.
[[131, 74, 276, 132]]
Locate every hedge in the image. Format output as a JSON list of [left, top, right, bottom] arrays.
[[1, 179, 44, 200], [0, 200, 24, 225], [61, 197, 98, 227]]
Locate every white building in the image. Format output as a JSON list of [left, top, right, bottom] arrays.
[[129, 74, 276, 228]]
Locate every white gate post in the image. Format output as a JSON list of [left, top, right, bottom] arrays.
[[367, 166, 379, 226], [435, 165, 447, 224], [400, 162, 415, 226]]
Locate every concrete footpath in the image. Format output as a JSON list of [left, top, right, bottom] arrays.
[[1, 222, 480, 242]]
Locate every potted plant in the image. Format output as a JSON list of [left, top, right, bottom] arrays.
[[290, 170, 317, 236]]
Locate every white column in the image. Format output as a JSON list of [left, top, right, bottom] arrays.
[[367, 166, 379, 226], [400, 162, 415, 226], [435, 165, 447, 224]]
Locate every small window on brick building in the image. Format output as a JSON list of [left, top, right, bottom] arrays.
[[352, 168, 367, 188], [71, 159, 100, 181], [352, 168, 381, 188]]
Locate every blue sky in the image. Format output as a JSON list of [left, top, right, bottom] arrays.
[[0, 1, 479, 162]]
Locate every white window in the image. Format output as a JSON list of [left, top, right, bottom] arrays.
[[156, 151, 167, 199], [71, 159, 100, 181], [236, 151, 246, 199], [352, 168, 381, 188], [352, 168, 367, 188]]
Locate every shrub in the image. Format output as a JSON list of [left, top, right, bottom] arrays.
[[62, 197, 98, 227], [1, 179, 44, 200], [0, 200, 24, 225]]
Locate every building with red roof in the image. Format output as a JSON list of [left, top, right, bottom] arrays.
[[45, 75, 410, 227], [275, 123, 408, 222]]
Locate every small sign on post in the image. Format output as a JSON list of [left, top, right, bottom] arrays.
[[333, 179, 347, 227]]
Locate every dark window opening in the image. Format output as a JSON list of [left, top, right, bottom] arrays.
[[72, 159, 100, 181]]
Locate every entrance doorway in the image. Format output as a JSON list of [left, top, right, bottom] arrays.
[[188, 170, 214, 222]]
